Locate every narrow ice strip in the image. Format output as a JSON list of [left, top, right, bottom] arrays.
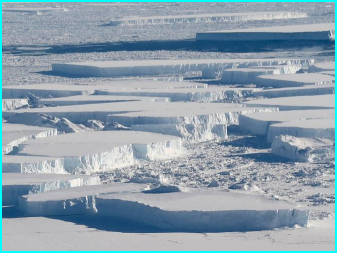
[[98, 86, 261, 102], [96, 190, 309, 232], [245, 94, 335, 110], [2, 123, 57, 155], [239, 109, 335, 136], [19, 183, 147, 216], [271, 135, 335, 162], [255, 73, 334, 88], [196, 23, 334, 41], [251, 84, 335, 98], [2, 99, 29, 111], [320, 71, 335, 77], [51, 58, 313, 77], [309, 62, 335, 73], [2, 80, 206, 99], [267, 118, 335, 143], [2, 7, 67, 13], [221, 65, 302, 84], [38, 95, 170, 106], [109, 12, 307, 26], [17, 131, 183, 173], [2, 155, 66, 174], [2, 173, 100, 206]]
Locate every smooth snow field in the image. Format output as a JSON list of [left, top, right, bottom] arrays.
[[2, 2, 335, 251]]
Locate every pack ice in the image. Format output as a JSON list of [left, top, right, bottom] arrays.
[[108, 12, 307, 26]]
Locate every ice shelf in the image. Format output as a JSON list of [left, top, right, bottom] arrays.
[[17, 131, 183, 173], [2, 99, 29, 111], [220, 65, 302, 84], [95, 189, 309, 232], [2, 155, 66, 174], [251, 84, 335, 98], [239, 109, 335, 136], [109, 12, 307, 26], [309, 62, 335, 72], [2, 80, 206, 99], [267, 118, 335, 143], [196, 23, 335, 41], [38, 95, 170, 106], [255, 73, 334, 88], [51, 58, 314, 78], [2, 173, 100, 206], [245, 94, 335, 110], [2, 123, 57, 155], [271, 135, 335, 162], [19, 183, 147, 216]]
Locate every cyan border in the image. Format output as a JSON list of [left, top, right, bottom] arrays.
[[0, 1, 335, 252]]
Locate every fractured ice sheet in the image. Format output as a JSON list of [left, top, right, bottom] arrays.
[[51, 58, 313, 78], [2, 80, 206, 99], [19, 183, 147, 216], [2, 173, 100, 206], [2, 123, 57, 155], [245, 94, 335, 110], [271, 135, 335, 162], [108, 12, 307, 26], [2, 155, 65, 174], [196, 23, 335, 41], [251, 84, 335, 98], [267, 118, 335, 143], [38, 95, 170, 106], [95, 189, 309, 232], [17, 131, 183, 173], [255, 73, 334, 88], [2, 99, 29, 111], [239, 109, 335, 136]]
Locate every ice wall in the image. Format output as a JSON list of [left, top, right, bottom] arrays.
[[271, 135, 335, 162], [109, 12, 307, 26]]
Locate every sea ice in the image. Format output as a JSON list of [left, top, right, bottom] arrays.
[[308, 62, 335, 73], [196, 23, 335, 41], [2, 173, 100, 206], [95, 189, 309, 232], [17, 131, 183, 173], [271, 135, 335, 162]]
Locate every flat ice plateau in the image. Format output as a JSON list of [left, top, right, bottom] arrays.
[[2, 2, 335, 251]]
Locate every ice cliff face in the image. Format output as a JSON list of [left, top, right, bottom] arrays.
[[2, 99, 29, 111]]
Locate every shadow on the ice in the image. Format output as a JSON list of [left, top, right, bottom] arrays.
[[2, 206, 25, 218], [222, 134, 271, 150], [49, 214, 170, 233], [3, 39, 335, 56], [236, 152, 292, 163]]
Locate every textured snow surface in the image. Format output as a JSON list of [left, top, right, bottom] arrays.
[[196, 23, 335, 41], [96, 189, 309, 232], [2, 155, 65, 174], [255, 73, 334, 88], [271, 135, 335, 162], [2, 173, 100, 205], [51, 58, 313, 77], [109, 12, 307, 26], [19, 183, 146, 216], [17, 131, 183, 173], [2, 99, 29, 111], [245, 94, 335, 110], [2, 123, 57, 155]]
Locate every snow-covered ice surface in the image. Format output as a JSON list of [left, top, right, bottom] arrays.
[[96, 189, 308, 232], [2, 123, 57, 155], [2, 2, 335, 251], [2, 99, 29, 111], [2, 173, 100, 205], [109, 12, 307, 26], [19, 183, 147, 216], [196, 23, 335, 41], [271, 135, 335, 162], [17, 131, 183, 173]]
